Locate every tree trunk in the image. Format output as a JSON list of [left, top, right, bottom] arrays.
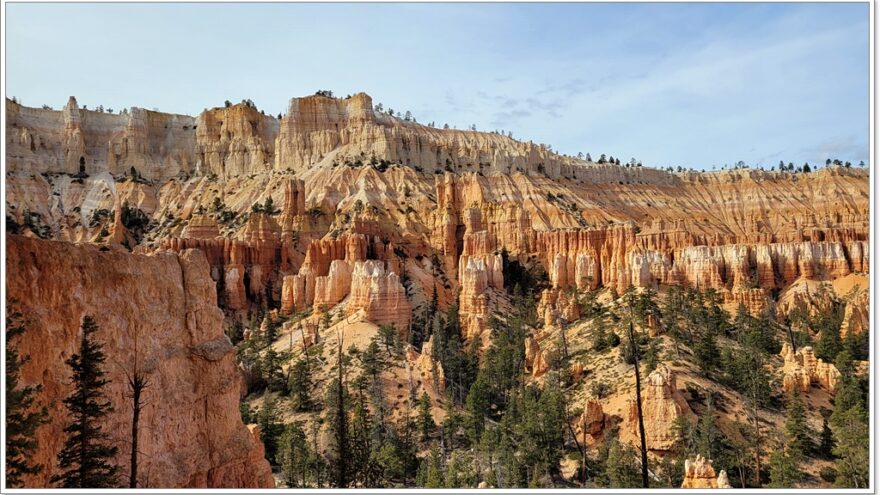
[[129, 381, 141, 488], [629, 320, 650, 488]]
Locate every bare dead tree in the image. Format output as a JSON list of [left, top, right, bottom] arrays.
[[625, 293, 649, 488], [118, 327, 151, 488]]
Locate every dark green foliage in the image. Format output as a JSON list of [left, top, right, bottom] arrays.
[[828, 351, 869, 488], [251, 196, 280, 215], [464, 373, 491, 444], [818, 415, 834, 458], [326, 339, 350, 487], [734, 308, 781, 355], [590, 319, 617, 352], [694, 325, 719, 375], [5, 309, 50, 487], [492, 377, 567, 486], [819, 466, 837, 483], [784, 390, 812, 456], [842, 327, 869, 361], [718, 348, 772, 407], [482, 316, 527, 410], [830, 405, 868, 488], [51, 316, 120, 488], [277, 421, 311, 487], [768, 437, 801, 488], [417, 392, 435, 441], [378, 324, 401, 356], [288, 358, 313, 411], [257, 397, 284, 463], [260, 347, 286, 393], [598, 431, 642, 488], [590, 380, 611, 399], [120, 202, 151, 243], [430, 302, 479, 405], [239, 402, 253, 424]]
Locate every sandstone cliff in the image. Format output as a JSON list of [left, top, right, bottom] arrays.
[[5, 235, 273, 488]]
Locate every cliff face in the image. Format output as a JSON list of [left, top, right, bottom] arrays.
[[6, 95, 868, 333], [5, 235, 273, 488], [4, 92, 870, 488], [7, 97, 198, 179]]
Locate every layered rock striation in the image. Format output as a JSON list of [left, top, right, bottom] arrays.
[[5, 235, 273, 488]]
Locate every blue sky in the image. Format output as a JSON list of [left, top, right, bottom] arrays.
[[5, 3, 869, 170]]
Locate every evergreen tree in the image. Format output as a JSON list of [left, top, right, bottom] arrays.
[[288, 358, 313, 411], [277, 421, 310, 487], [830, 405, 869, 488], [421, 443, 444, 488], [417, 392, 435, 441], [513, 379, 566, 481], [260, 347, 286, 392], [694, 326, 719, 375], [257, 397, 284, 463], [327, 333, 350, 487], [51, 316, 120, 488], [818, 415, 834, 458], [5, 310, 49, 487], [604, 436, 642, 487], [814, 328, 842, 363], [464, 373, 491, 444], [784, 390, 811, 456], [768, 436, 800, 488]]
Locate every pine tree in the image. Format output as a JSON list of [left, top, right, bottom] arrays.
[[784, 390, 811, 456], [814, 328, 842, 362], [422, 443, 444, 487], [694, 326, 719, 375], [288, 358, 313, 411], [464, 373, 491, 444], [830, 405, 869, 488], [5, 309, 49, 487], [768, 436, 800, 488], [604, 436, 642, 488], [819, 415, 834, 458], [277, 421, 309, 487], [51, 316, 120, 488], [256, 397, 284, 463], [327, 330, 350, 487], [417, 392, 435, 441]]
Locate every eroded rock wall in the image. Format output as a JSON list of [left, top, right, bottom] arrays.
[[5, 235, 273, 488]]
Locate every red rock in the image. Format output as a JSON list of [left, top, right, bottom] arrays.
[[6, 235, 273, 488]]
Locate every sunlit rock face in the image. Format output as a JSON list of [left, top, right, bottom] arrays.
[[6, 235, 274, 488]]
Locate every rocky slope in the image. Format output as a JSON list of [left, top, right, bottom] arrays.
[[5, 92, 870, 488], [6, 235, 273, 488]]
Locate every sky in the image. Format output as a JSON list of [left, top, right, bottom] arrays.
[[5, 2, 870, 170]]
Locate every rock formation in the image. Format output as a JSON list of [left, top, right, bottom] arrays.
[[3, 91, 871, 490], [681, 455, 732, 489], [406, 337, 446, 398], [7, 95, 869, 326], [780, 343, 841, 394], [576, 399, 606, 445], [347, 260, 411, 336], [458, 254, 503, 340], [624, 365, 696, 452], [524, 335, 550, 378], [5, 235, 273, 488]]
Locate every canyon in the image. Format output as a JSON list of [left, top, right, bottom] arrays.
[[4, 93, 870, 488]]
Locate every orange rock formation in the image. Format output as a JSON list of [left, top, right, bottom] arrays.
[[6, 235, 273, 488]]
